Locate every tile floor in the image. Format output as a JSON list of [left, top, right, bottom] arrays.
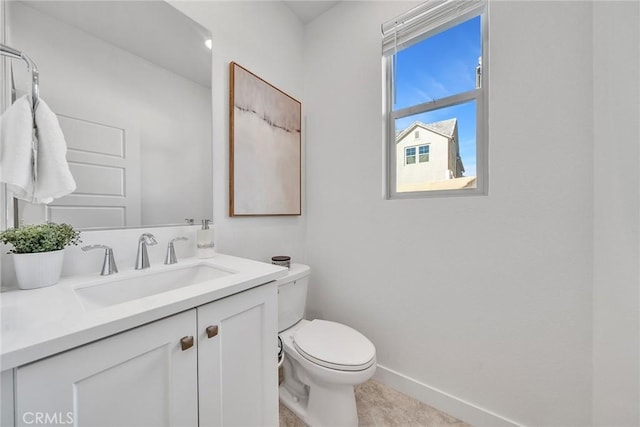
[[279, 379, 471, 427]]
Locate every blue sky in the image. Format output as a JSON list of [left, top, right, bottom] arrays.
[[394, 16, 481, 177]]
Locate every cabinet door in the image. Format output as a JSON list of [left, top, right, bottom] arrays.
[[198, 283, 278, 427], [15, 310, 198, 427], [2, 370, 14, 426]]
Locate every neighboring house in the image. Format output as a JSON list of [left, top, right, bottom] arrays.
[[395, 118, 475, 192]]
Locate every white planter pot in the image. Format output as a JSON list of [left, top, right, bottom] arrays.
[[12, 250, 65, 290]]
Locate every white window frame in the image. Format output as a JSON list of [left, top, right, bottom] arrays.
[[383, 0, 489, 199]]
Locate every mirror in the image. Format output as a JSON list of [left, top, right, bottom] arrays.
[[5, 0, 212, 229]]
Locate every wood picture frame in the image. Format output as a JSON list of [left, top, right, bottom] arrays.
[[229, 62, 301, 216]]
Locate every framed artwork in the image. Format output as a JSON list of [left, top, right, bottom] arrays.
[[229, 62, 301, 216]]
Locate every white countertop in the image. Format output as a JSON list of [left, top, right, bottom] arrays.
[[0, 254, 287, 370]]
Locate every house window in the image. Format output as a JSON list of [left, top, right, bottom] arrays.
[[405, 147, 416, 165], [418, 145, 429, 163], [383, 0, 487, 197]]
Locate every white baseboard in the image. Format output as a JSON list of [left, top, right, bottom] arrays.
[[373, 364, 522, 427]]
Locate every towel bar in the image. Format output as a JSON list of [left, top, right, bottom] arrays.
[[0, 43, 40, 110]]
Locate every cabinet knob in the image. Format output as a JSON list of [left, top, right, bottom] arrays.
[[180, 336, 194, 351], [206, 325, 219, 339]]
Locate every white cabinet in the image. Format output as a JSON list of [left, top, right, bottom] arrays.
[[16, 310, 198, 427], [2, 370, 14, 426], [198, 281, 278, 427], [12, 283, 278, 427]]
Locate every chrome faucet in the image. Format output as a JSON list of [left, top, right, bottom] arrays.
[[135, 233, 158, 270], [82, 244, 118, 275], [164, 237, 188, 265]]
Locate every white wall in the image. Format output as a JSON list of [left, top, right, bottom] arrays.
[[304, 2, 594, 425], [592, 2, 640, 425], [170, 2, 638, 424], [169, 1, 307, 265]]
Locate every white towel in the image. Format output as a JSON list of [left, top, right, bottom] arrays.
[[32, 98, 76, 204], [0, 95, 36, 200]]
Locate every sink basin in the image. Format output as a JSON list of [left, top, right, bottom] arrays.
[[75, 264, 234, 310]]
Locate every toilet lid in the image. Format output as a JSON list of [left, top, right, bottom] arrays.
[[293, 320, 376, 371]]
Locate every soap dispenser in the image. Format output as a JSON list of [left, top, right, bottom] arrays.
[[197, 219, 215, 258]]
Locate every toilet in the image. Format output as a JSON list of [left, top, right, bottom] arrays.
[[277, 264, 376, 427]]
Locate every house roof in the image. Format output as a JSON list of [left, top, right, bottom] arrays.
[[396, 118, 458, 142]]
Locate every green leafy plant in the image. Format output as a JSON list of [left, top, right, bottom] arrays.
[[0, 223, 81, 254]]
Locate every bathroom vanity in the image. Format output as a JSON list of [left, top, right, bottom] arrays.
[[0, 254, 285, 427]]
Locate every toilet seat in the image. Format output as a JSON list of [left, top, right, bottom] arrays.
[[293, 320, 376, 371]]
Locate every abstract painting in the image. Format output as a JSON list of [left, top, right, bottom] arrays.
[[229, 62, 301, 216]]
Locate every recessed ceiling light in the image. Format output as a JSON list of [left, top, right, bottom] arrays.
[[205, 39, 212, 50]]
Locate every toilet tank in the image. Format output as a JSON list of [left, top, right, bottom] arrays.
[[276, 263, 310, 332]]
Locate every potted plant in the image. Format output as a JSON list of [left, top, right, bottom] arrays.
[[0, 223, 81, 289]]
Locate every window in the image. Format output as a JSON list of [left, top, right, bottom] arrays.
[[404, 145, 430, 165], [383, 0, 487, 197], [418, 145, 429, 163], [405, 147, 416, 165]]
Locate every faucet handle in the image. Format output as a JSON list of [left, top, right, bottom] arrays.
[[165, 237, 189, 265], [82, 244, 118, 276], [139, 233, 158, 245]]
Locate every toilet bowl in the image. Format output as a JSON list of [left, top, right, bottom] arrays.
[[276, 264, 376, 427]]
